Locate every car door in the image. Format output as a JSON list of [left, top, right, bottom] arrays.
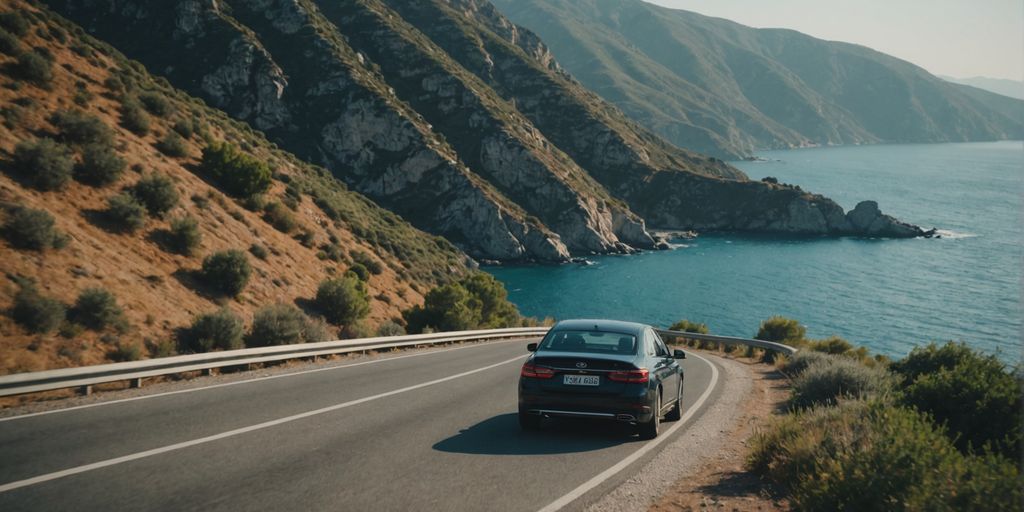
[[649, 329, 680, 401]]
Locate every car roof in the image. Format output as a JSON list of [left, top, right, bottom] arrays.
[[551, 319, 649, 337]]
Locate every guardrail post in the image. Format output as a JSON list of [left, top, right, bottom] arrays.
[[130, 378, 142, 389], [202, 368, 214, 377], [79, 385, 92, 396]]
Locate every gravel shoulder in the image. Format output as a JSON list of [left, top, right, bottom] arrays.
[[586, 350, 790, 512]]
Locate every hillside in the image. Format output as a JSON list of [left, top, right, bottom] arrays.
[[491, 0, 1024, 159], [940, 76, 1024, 101], [0, 2, 473, 373], [44, 0, 926, 256]]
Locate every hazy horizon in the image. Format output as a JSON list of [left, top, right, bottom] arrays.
[[642, 0, 1023, 82]]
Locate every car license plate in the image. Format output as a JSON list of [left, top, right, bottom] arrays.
[[564, 375, 599, 386]]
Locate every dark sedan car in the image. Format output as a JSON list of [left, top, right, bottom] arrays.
[[518, 319, 686, 439]]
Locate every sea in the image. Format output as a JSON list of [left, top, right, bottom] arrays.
[[486, 141, 1023, 360]]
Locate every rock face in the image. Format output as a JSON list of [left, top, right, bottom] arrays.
[[46, 0, 930, 264], [846, 201, 925, 237]]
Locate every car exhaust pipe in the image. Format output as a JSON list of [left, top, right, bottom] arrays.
[[616, 414, 636, 422]]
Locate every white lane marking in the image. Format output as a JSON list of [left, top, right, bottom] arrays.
[[537, 351, 721, 512], [0, 340, 522, 423], [0, 353, 528, 493]]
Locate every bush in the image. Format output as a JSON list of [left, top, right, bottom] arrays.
[[0, 27, 19, 56], [315, 275, 370, 326], [107, 341, 142, 362], [782, 350, 833, 377], [50, 110, 113, 146], [749, 401, 1022, 511], [668, 319, 708, 334], [351, 250, 383, 275], [404, 273, 520, 333], [13, 50, 52, 85], [200, 142, 272, 198], [119, 97, 150, 135], [249, 243, 268, 260], [3, 205, 64, 250], [348, 263, 369, 281], [72, 287, 124, 331], [180, 308, 243, 353], [200, 250, 251, 296], [790, 355, 895, 409], [172, 118, 194, 139], [166, 216, 201, 255], [138, 91, 171, 117], [806, 335, 853, 354], [105, 193, 148, 232], [75, 143, 126, 186], [11, 282, 65, 334], [130, 173, 179, 216], [262, 201, 297, 233], [11, 138, 74, 191], [155, 131, 187, 157], [245, 304, 326, 347], [376, 320, 405, 337], [0, 11, 29, 37], [755, 315, 806, 344], [893, 342, 1022, 460]]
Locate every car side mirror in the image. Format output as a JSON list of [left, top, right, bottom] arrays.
[[527, 343, 538, 352], [673, 349, 686, 359]]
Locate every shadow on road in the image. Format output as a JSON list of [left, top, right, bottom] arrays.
[[433, 413, 637, 455]]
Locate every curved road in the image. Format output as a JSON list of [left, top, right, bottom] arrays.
[[0, 339, 726, 511]]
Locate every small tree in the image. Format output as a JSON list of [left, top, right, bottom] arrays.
[[166, 216, 201, 255], [180, 308, 243, 352], [200, 250, 251, 296], [12, 282, 65, 334], [75, 143, 126, 186], [105, 193, 148, 232], [3, 206, 64, 250], [11, 138, 74, 191], [72, 287, 125, 331], [130, 174, 179, 217], [199, 142, 271, 198], [315, 275, 370, 326]]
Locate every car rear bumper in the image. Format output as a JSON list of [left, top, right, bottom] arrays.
[[518, 382, 655, 423]]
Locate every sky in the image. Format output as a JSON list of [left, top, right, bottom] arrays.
[[643, 0, 1024, 81]]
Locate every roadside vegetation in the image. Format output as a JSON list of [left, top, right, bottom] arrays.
[[667, 315, 1024, 511]]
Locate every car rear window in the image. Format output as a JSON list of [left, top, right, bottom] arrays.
[[538, 330, 637, 355]]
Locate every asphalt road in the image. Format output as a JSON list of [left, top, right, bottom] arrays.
[[0, 339, 724, 511]]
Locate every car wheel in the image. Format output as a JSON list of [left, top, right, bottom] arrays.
[[519, 410, 541, 431], [665, 381, 682, 421], [638, 392, 660, 440]]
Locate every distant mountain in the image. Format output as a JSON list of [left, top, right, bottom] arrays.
[[940, 76, 1024, 101], [491, 0, 1024, 158]]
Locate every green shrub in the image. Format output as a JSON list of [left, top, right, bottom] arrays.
[[11, 138, 73, 191], [103, 75, 125, 95], [0, 11, 30, 37], [749, 401, 1022, 511], [119, 97, 150, 135], [200, 142, 272, 198], [104, 193, 148, 232], [137, 91, 171, 117], [145, 337, 177, 358], [155, 131, 187, 157], [180, 308, 243, 353], [200, 250, 251, 297], [3, 205, 64, 250], [376, 320, 405, 337], [245, 304, 326, 347], [72, 287, 124, 331], [130, 174, 179, 216], [75, 143, 126, 186], [249, 243, 268, 260], [403, 272, 520, 333], [50, 110, 113, 146], [668, 319, 708, 334], [107, 340, 142, 362], [11, 282, 65, 334], [790, 354, 895, 409], [755, 316, 806, 344], [807, 335, 854, 354], [166, 216, 201, 255], [0, 27, 19, 55], [894, 342, 1022, 461], [348, 262, 369, 281], [462, 272, 519, 328], [172, 118, 194, 139], [783, 350, 833, 376], [351, 250, 383, 275], [13, 50, 52, 85], [262, 201, 297, 233], [314, 275, 370, 326]]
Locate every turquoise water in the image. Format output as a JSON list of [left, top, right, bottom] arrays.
[[487, 141, 1023, 359]]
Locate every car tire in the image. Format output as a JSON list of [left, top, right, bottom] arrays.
[[665, 381, 682, 421], [638, 393, 660, 440], [519, 411, 541, 431]]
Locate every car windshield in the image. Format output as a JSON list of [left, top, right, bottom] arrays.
[[537, 330, 638, 355]]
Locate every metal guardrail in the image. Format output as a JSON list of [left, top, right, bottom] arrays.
[[656, 329, 798, 356], [0, 327, 551, 397]]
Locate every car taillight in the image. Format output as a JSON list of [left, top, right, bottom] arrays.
[[608, 368, 649, 383], [521, 362, 556, 379]]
